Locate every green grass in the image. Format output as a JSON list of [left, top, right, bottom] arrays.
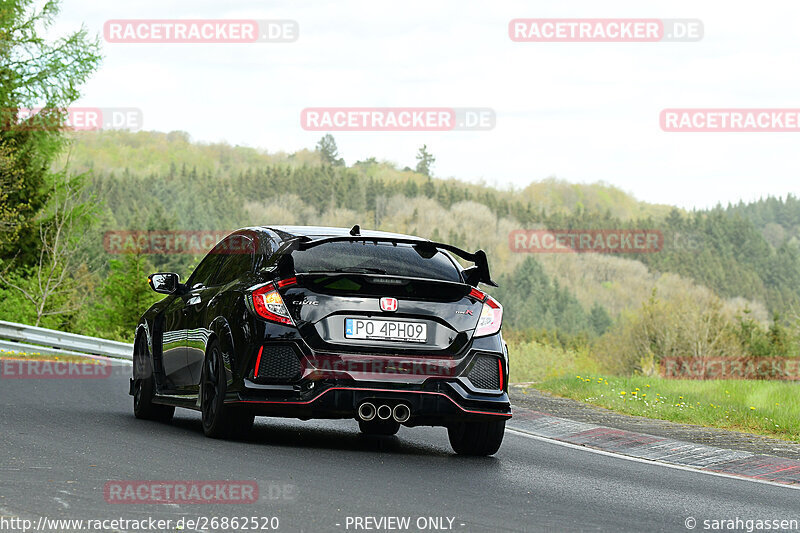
[[0, 348, 105, 364], [534, 375, 800, 442], [507, 339, 601, 383]]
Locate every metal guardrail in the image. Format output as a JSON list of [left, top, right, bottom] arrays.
[[0, 320, 133, 360]]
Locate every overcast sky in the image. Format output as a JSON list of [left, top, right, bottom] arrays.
[[55, 0, 800, 210]]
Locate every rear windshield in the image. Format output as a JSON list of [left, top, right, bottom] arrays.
[[291, 241, 462, 282]]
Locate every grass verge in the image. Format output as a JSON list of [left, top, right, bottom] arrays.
[[0, 348, 104, 364], [507, 339, 600, 383], [533, 375, 800, 442]]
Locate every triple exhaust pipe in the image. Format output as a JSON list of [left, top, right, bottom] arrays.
[[357, 401, 411, 423]]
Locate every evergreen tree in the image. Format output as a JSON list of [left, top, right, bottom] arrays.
[[0, 0, 101, 263], [423, 177, 436, 198], [415, 145, 435, 177], [493, 257, 591, 335], [94, 252, 160, 340], [315, 134, 344, 166], [589, 302, 613, 335]]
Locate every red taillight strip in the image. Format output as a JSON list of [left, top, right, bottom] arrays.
[[227, 386, 512, 418], [251, 284, 294, 326], [253, 346, 264, 378], [469, 287, 487, 302], [498, 358, 504, 390], [277, 277, 297, 288]]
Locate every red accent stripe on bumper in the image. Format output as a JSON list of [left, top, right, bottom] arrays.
[[227, 386, 512, 418], [253, 346, 264, 378]]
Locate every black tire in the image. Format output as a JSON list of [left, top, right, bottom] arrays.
[[132, 336, 175, 423], [201, 340, 254, 439], [358, 419, 400, 436], [447, 419, 506, 456]]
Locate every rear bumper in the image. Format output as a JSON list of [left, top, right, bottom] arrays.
[[225, 379, 512, 426]]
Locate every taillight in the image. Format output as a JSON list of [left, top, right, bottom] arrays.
[[277, 277, 297, 288], [469, 287, 487, 302], [474, 296, 502, 337], [251, 283, 294, 326]]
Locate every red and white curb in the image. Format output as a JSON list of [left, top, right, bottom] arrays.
[[508, 407, 800, 487]]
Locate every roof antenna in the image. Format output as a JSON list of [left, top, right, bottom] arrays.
[[349, 224, 361, 236]]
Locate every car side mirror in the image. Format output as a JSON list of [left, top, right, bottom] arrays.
[[148, 272, 181, 294]]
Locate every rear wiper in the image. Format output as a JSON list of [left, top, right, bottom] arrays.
[[308, 267, 388, 275]]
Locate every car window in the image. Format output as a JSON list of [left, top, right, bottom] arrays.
[[186, 251, 225, 288], [212, 235, 255, 285], [255, 235, 277, 270], [291, 241, 462, 282]]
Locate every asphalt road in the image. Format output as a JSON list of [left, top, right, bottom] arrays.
[[1, 369, 798, 533]]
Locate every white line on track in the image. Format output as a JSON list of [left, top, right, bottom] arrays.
[[506, 427, 800, 492]]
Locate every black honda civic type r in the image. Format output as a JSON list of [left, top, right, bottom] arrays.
[[131, 225, 511, 455]]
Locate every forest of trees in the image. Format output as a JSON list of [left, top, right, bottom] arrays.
[[2, 128, 798, 375], [3, 0, 798, 380], [62, 130, 800, 314]]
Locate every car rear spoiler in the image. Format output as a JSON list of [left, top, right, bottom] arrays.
[[270, 232, 497, 287]]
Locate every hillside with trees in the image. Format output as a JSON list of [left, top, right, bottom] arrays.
[[4, 126, 800, 378]]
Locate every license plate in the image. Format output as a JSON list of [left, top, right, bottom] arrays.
[[345, 318, 427, 343]]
